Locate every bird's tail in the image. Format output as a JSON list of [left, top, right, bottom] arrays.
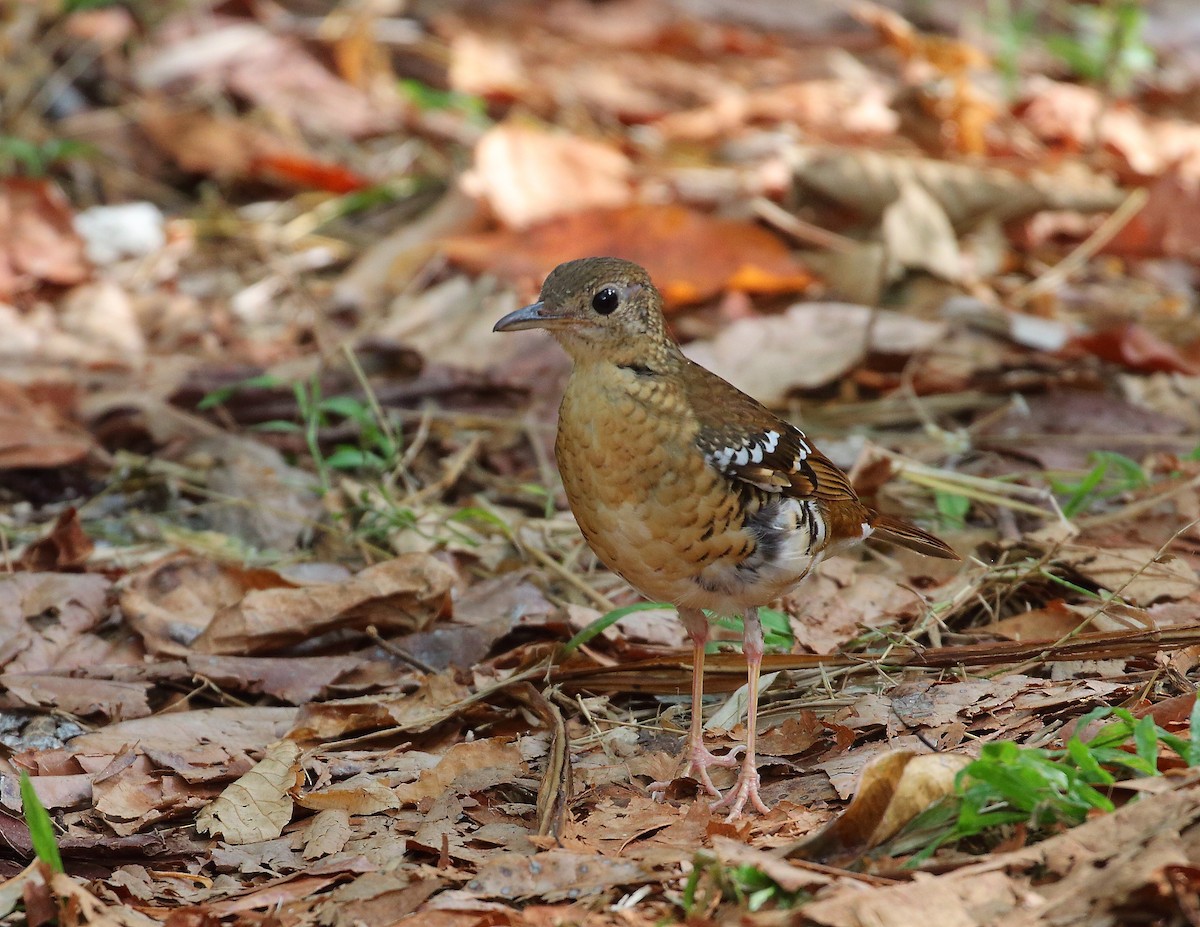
[[869, 512, 959, 560]]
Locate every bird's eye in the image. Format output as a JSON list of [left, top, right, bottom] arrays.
[[591, 287, 619, 315]]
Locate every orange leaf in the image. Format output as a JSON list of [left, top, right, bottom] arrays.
[[441, 204, 813, 307]]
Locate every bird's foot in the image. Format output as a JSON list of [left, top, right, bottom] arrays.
[[711, 762, 770, 821], [650, 742, 744, 800]]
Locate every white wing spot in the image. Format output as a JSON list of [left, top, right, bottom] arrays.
[[749, 444, 764, 463], [734, 447, 750, 466], [763, 431, 779, 452], [861, 521, 874, 538]]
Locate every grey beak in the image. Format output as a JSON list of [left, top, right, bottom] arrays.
[[493, 301, 551, 332]]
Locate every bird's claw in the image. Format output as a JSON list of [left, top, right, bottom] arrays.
[[649, 742, 744, 800], [711, 762, 770, 821]]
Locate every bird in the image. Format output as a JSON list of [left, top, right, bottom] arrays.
[[494, 256, 958, 819]]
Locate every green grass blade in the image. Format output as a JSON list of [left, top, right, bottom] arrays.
[[561, 601, 672, 655], [19, 772, 63, 873]]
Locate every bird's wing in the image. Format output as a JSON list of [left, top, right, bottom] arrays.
[[684, 361, 859, 503]]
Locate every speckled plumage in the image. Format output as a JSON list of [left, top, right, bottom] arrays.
[[495, 256, 957, 818]]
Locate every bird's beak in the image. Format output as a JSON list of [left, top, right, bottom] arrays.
[[493, 301, 571, 333]]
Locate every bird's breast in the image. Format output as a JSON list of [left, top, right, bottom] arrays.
[[555, 366, 827, 612]]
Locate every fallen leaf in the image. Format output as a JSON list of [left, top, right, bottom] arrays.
[[1059, 545, 1200, 606], [18, 507, 93, 572], [0, 380, 96, 471], [193, 554, 455, 654], [442, 204, 814, 307], [0, 179, 90, 299], [792, 749, 971, 862], [299, 775, 401, 815], [392, 738, 525, 805], [1065, 323, 1200, 376], [467, 849, 653, 901], [462, 122, 632, 228], [684, 304, 946, 405], [196, 740, 303, 845]]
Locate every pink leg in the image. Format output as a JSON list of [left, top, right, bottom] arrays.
[[650, 608, 740, 800], [712, 608, 771, 820]]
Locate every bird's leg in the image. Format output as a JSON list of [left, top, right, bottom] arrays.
[[713, 607, 771, 820], [650, 608, 741, 800]]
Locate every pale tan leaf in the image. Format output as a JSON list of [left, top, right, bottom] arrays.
[[790, 145, 1124, 225], [463, 122, 632, 228], [298, 774, 400, 815], [392, 738, 525, 805], [195, 740, 303, 846], [881, 180, 962, 281], [1058, 545, 1199, 606], [794, 750, 970, 861], [302, 808, 352, 860]]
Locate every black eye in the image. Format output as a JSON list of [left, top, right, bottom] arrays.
[[591, 287, 619, 315]]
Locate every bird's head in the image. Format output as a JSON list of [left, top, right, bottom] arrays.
[[493, 257, 672, 363]]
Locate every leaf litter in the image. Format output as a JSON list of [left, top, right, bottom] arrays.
[[2, 1, 1200, 925]]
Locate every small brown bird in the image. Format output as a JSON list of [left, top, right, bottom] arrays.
[[495, 257, 957, 818]]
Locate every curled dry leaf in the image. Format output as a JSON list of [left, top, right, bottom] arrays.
[[122, 554, 454, 657], [791, 749, 971, 862], [193, 554, 454, 654], [463, 122, 632, 228], [789, 145, 1124, 226], [196, 739, 303, 846], [18, 506, 93, 572]]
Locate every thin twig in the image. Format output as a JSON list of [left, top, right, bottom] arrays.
[[1009, 187, 1149, 307]]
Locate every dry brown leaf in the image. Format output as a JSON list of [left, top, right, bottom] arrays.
[[468, 849, 653, 902], [793, 750, 970, 862], [302, 809, 353, 860], [463, 122, 632, 228], [786, 559, 932, 655], [118, 556, 298, 658], [196, 740, 303, 846], [1058, 545, 1199, 606], [69, 706, 296, 756], [135, 16, 401, 138], [789, 145, 1124, 225], [49, 870, 160, 927], [1066, 323, 1200, 376], [0, 674, 150, 722], [0, 572, 112, 674], [298, 774, 401, 815], [685, 304, 945, 406], [392, 738, 525, 806], [0, 179, 90, 299], [802, 777, 1200, 926], [185, 653, 371, 704], [193, 554, 455, 654], [1019, 78, 1200, 177], [289, 672, 473, 742], [0, 380, 96, 471], [17, 507, 94, 572], [441, 203, 813, 307], [880, 179, 962, 281]]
